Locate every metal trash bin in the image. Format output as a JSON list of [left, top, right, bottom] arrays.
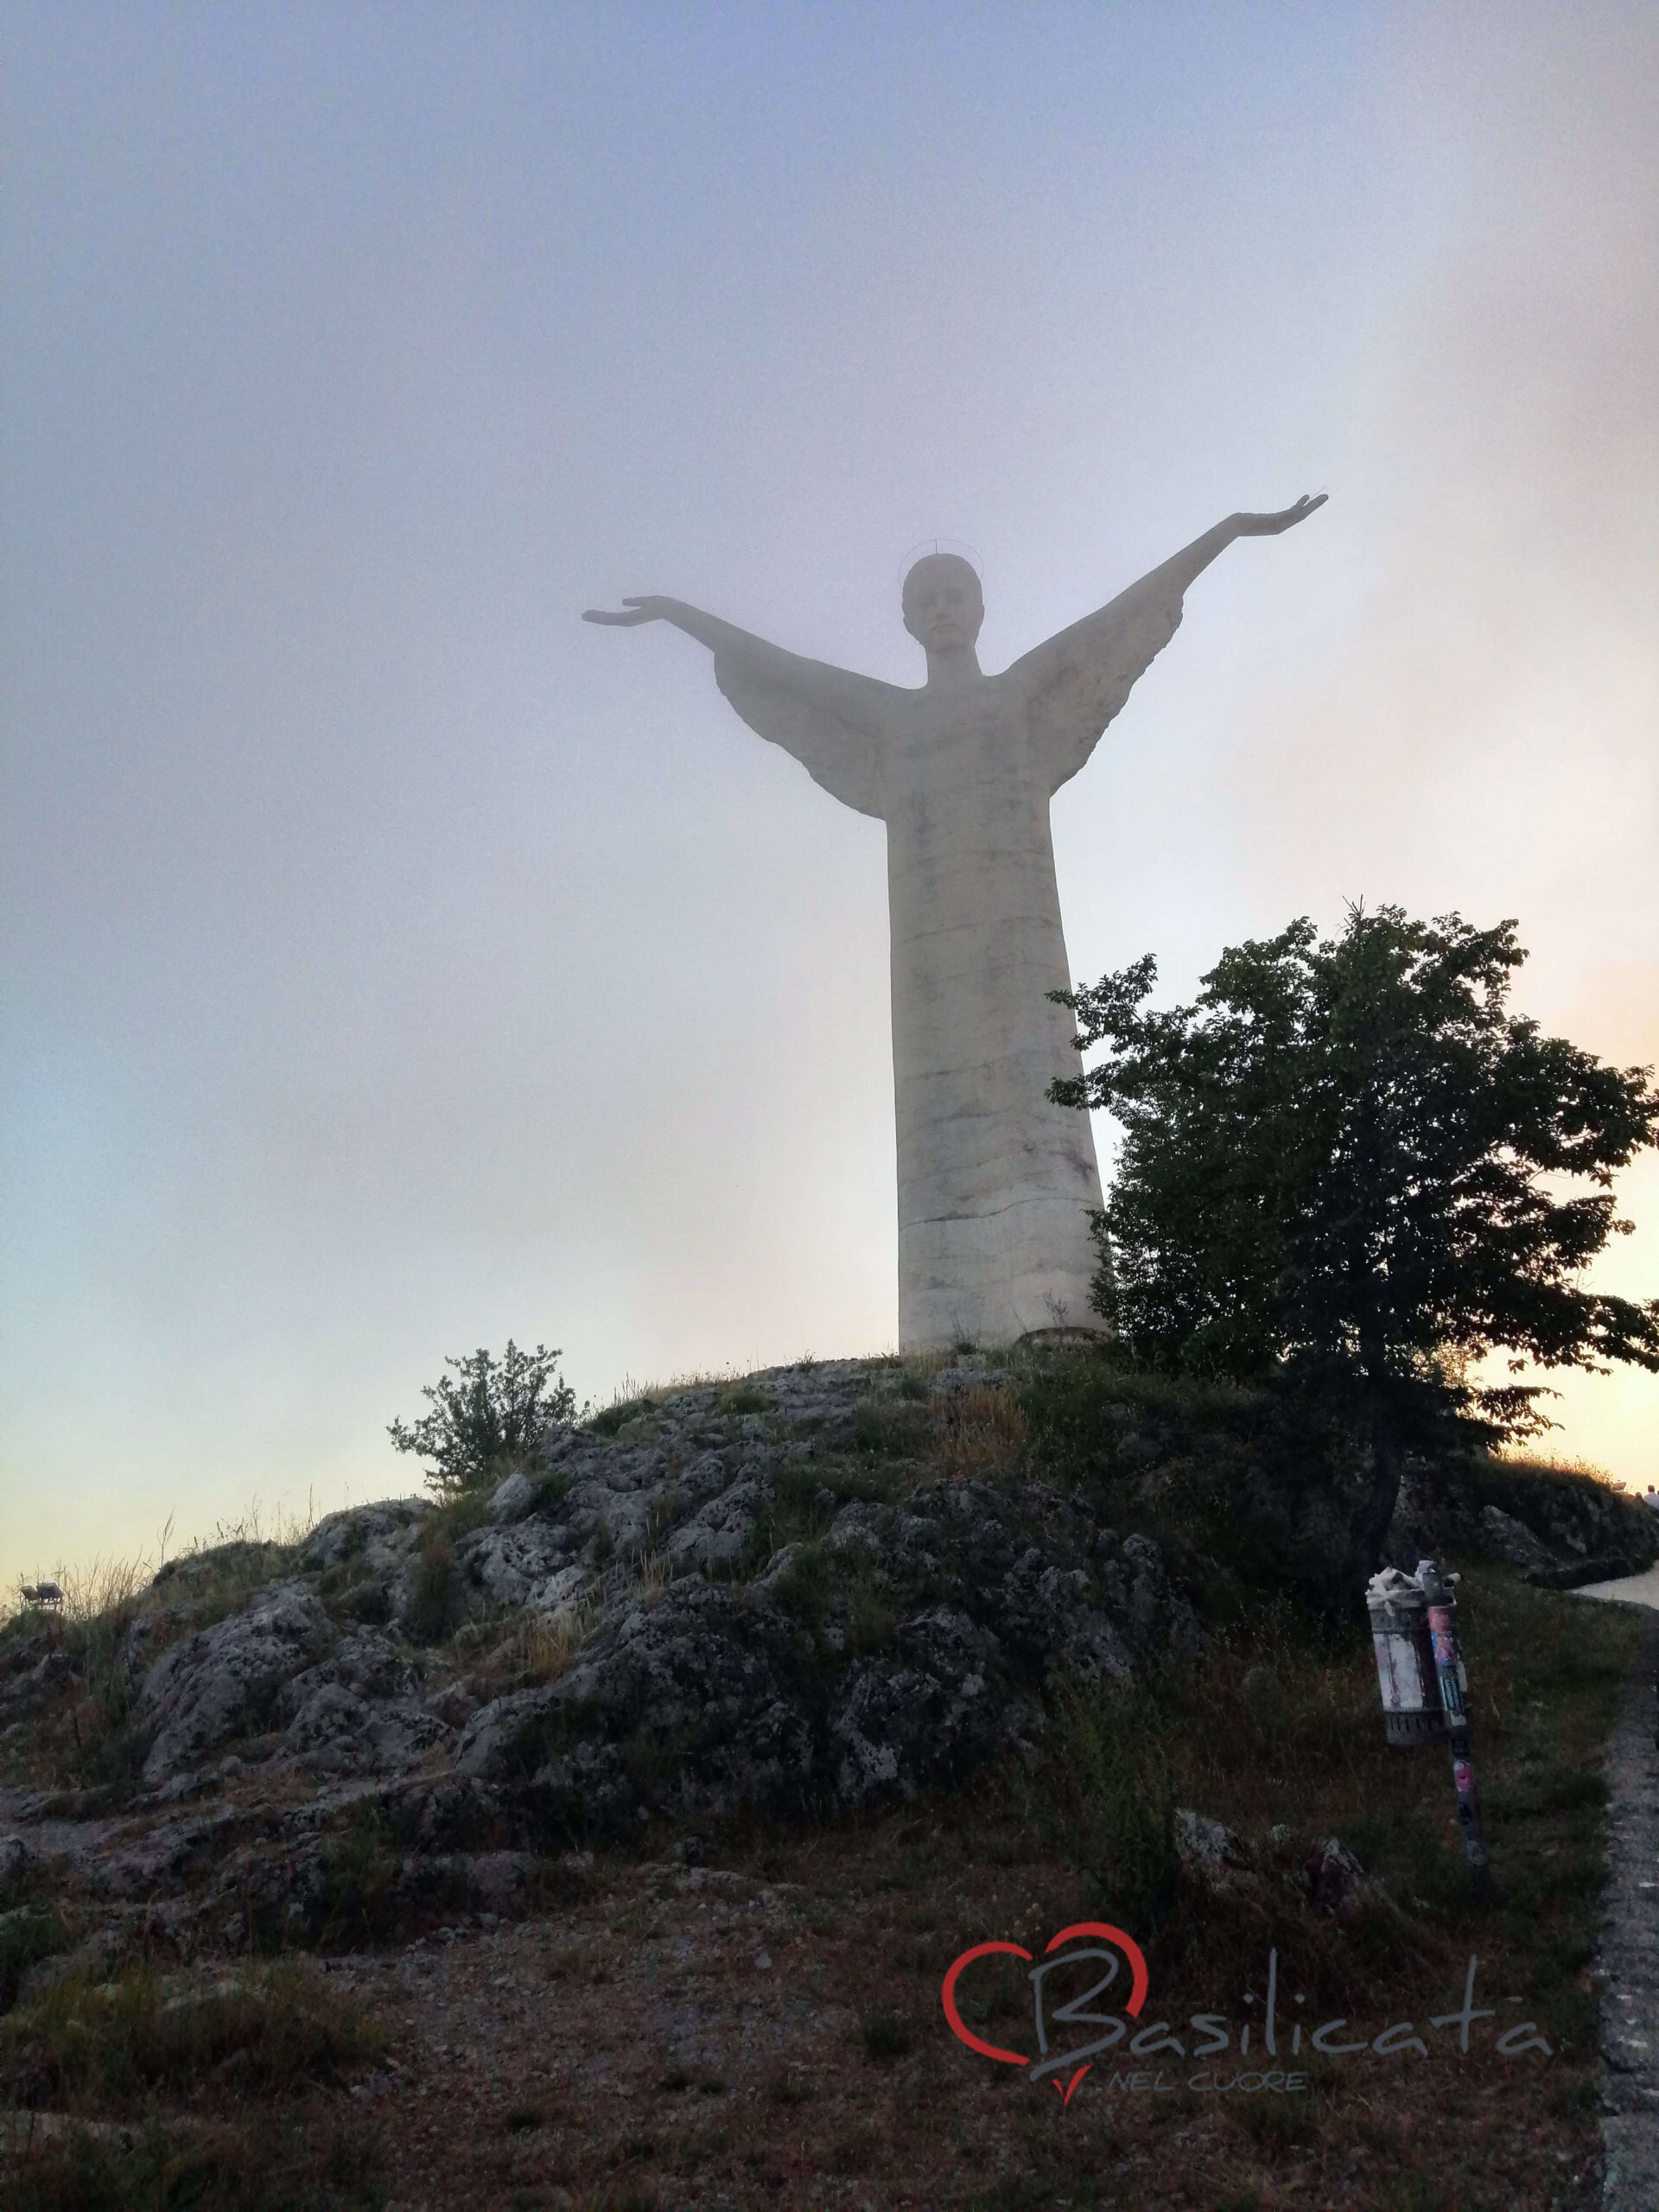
[[1366, 1566, 1447, 1746]]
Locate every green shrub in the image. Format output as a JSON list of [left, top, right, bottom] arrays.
[[1057, 907, 1659, 1459], [719, 1383, 772, 1416], [389, 1339, 576, 1497], [588, 1395, 653, 1438]]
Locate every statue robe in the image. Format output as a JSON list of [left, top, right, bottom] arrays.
[[713, 568, 1186, 1351]]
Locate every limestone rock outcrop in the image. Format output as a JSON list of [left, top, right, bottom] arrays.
[[137, 1582, 338, 1786], [0, 1356, 1208, 1938], [1383, 1458, 1658, 1589], [5, 1347, 1646, 1953]]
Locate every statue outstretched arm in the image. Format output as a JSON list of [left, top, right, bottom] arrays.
[[1010, 495, 1326, 794], [1130, 493, 1327, 598], [583, 594, 902, 818], [584, 594, 898, 737]]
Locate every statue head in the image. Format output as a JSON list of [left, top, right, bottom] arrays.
[[901, 553, 984, 656]]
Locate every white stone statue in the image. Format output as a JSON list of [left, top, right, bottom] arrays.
[[586, 495, 1325, 1351]]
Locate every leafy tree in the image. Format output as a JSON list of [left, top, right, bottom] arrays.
[[1052, 906, 1659, 1542], [388, 1340, 576, 1497]]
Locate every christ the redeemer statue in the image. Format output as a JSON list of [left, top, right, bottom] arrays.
[[586, 495, 1325, 1352]]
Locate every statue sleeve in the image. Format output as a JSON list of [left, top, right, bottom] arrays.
[[1015, 569, 1185, 796], [713, 645, 889, 821]]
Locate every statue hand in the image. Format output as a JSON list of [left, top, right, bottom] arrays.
[[582, 595, 678, 626], [1231, 493, 1327, 537]]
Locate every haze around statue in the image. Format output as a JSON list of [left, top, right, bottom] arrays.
[[587, 497, 1325, 1349]]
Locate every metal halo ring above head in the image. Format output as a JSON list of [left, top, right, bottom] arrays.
[[897, 537, 984, 594]]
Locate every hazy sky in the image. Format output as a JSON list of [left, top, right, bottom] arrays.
[[5, 3, 1657, 1586]]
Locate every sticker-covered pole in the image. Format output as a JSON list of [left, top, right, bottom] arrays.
[[1416, 1559, 1492, 1897]]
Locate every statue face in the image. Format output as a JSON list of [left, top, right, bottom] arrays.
[[902, 555, 984, 653]]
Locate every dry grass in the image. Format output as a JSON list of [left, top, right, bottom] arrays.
[[4, 1554, 151, 1666], [1, 1557, 157, 1798], [1489, 1448, 1639, 1500], [3, 1496, 327, 1801], [458, 1547, 670, 1700], [194, 1493, 321, 1553], [896, 1348, 957, 1382], [1497, 1449, 1615, 1478], [7, 1495, 320, 1627], [591, 1367, 746, 1416], [54, 1554, 152, 1630], [927, 1382, 1029, 1478], [588, 1351, 913, 1426], [0, 1959, 384, 2117], [463, 1584, 612, 1695]]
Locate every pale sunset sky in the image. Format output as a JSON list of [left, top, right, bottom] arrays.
[[4, 3, 1657, 1588]]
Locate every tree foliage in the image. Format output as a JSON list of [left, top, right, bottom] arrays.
[[1052, 906, 1659, 1453], [388, 1340, 576, 1497]]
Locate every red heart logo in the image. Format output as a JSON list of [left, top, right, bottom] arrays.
[[940, 1922, 1149, 2068]]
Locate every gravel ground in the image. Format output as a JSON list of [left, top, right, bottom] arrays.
[[1571, 1579, 1659, 2210]]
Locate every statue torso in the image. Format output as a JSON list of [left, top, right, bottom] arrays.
[[879, 671, 1058, 934]]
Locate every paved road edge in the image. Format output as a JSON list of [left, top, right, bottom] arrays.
[[1599, 1606, 1659, 2210]]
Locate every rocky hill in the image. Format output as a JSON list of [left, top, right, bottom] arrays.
[[3, 1347, 1654, 1964]]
